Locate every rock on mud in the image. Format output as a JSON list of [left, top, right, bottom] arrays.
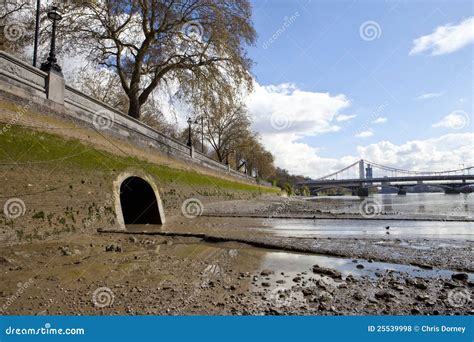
[[312, 265, 342, 279], [260, 269, 274, 277], [451, 273, 468, 282], [105, 244, 122, 252]]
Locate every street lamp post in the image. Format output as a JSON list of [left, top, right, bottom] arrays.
[[200, 116, 204, 152], [224, 148, 229, 166], [186, 117, 193, 147], [33, 0, 40, 67], [40, 6, 63, 75]]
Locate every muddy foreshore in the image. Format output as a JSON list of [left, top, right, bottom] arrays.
[[0, 233, 472, 315], [0, 196, 472, 315]]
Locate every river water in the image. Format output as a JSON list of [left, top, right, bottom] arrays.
[[260, 193, 474, 241], [310, 193, 473, 219], [258, 218, 473, 240]]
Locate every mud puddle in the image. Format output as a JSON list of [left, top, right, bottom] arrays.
[[171, 241, 474, 287]]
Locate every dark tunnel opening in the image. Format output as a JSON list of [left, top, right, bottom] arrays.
[[120, 176, 162, 225]]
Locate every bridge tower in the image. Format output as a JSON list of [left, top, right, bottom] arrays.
[[358, 160, 365, 180], [365, 163, 373, 186]]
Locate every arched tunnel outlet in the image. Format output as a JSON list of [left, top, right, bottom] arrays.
[[113, 172, 166, 230], [120, 176, 163, 224]]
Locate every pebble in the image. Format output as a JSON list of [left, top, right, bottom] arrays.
[[260, 269, 274, 277], [451, 273, 468, 282], [416, 294, 430, 302], [312, 265, 342, 279], [374, 291, 396, 301], [59, 246, 72, 256], [105, 244, 122, 252]]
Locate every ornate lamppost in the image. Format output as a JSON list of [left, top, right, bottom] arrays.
[[200, 115, 204, 152], [187, 117, 199, 147], [186, 117, 193, 147], [224, 147, 229, 166], [33, 0, 41, 67], [40, 6, 63, 75]]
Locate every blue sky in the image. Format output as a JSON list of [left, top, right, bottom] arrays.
[[245, 0, 473, 177]]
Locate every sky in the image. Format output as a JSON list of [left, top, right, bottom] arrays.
[[245, 0, 474, 178]]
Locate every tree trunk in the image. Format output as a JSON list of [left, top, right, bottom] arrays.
[[127, 95, 141, 119]]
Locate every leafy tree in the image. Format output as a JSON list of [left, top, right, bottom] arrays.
[[301, 185, 310, 197], [203, 104, 250, 163], [60, 0, 256, 119], [283, 182, 293, 196]]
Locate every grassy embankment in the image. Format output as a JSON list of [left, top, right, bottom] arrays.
[[0, 124, 280, 194]]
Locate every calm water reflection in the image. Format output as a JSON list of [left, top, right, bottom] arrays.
[[261, 219, 473, 240], [311, 193, 473, 218]]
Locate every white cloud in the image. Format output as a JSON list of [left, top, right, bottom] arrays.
[[259, 133, 358, 179], [414, 92, 444, 100], [355, 130, 374, 138], [357, 133, 474, 172], [249, 83, 349, 135], [335, 114, 356, 122], [409, 17, 474, 56], [432, 111, 470, 129], [247, 82, 351, 177], [372, 117, 387, 124], [248, 82, 473, 178]]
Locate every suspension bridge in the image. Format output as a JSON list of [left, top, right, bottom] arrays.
[[298, 160, 474, 196]]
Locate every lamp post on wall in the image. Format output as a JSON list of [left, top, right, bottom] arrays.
[[224, 147, 229, 166], [40, 6, 63, 75], [186, 117, 193, 147], [200, 115, 204, 152], [33, 0, 40, 67]]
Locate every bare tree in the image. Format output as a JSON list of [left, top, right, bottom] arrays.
[[60, 0, 256, 119], [69, 68, 130, 112], [204, 104, 250, 163]]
